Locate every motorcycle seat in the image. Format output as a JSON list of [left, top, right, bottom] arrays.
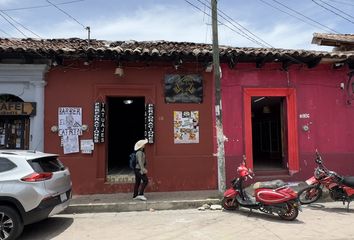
[[253, 180, 286, 189], [342, 176, 354, 188]]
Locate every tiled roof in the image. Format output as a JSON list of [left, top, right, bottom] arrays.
[[312, 33, 354, 46], [0, 38, 353, 62], [312, 33, 354, 49]]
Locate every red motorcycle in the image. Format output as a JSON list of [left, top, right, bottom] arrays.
[[298, 151, 354, 210], [222, 158, 301, 221]]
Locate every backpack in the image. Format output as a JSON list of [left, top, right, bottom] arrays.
[[129, 152, 137, 169]]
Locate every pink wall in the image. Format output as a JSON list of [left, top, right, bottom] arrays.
[[221, 62, 354, 183]]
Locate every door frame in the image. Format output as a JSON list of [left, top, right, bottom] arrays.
[[243, 88, 299, 174]]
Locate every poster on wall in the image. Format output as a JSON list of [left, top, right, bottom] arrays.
[[58, 107, 82, 136], [165, 74, 203, 103], [80, 139, 94, 154], [173, 111, 199, 144], [62, 135, 79, 154]]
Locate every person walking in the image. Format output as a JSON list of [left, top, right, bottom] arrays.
[[133, 139, 149, 201]]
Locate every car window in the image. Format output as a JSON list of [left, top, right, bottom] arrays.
[[28, 156, 66, 173], [0, 157, 17, 172]]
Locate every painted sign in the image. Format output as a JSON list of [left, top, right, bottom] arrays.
[[165, 74, 203, 103], [93, 102, 106, 143], [145, 104, 154, 143], [0, 102, 36, 116], [173, 111, 199, 144]]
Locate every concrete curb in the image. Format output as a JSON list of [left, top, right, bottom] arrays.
[[63, 198, 221, 214]]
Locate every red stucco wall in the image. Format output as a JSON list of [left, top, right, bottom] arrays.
[[221, 62, 354, 184], [44, 60, 217, 194]]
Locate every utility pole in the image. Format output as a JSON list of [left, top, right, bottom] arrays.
[[211, 0, 226, 192]]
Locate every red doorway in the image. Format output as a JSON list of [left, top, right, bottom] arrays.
[[243, 88, 299, 174]]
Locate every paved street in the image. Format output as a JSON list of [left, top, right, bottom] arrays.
[[19, 202, 354, 240]]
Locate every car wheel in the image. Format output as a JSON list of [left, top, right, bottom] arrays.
[[0, 206, 23, 240]]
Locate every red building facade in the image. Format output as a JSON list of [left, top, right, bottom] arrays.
[[44, 60, 217, 194], [1, 38, 353, 195], [221, 62, 354, 184]]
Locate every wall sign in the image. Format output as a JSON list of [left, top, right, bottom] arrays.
[[93, 102, 106, 143], [145, 104, 154, 143], [173, 111, 199, 144], [165, 74, 203, 103], [0, 102, 36, 116]]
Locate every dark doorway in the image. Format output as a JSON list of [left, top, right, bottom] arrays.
[[107, 97, 145, 175], [251, 96, 286, 170]]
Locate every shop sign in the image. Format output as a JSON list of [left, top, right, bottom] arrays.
[[0, 102, 36, 116], [164, 74, 203, 103], [93, 102, 106, 143], [145, 104, 154, 143]]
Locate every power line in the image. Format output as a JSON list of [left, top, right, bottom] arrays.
[[185, 0, 269, 47], [327, 0, 354, 7], [1, 0, 85, 12], [197, 0, 272, 48], [0, 28, 12, 37], [46, 0, 87, 29], [184, 0, 304, 65], [0, 10, 41, 38], [0, 11, 28, 38], [312, 0, 354, 24], [269, 0, 340, 33], [259, 0, 330, 32]]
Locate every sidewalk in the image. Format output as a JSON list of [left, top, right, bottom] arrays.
[[63, 190, 222, 214], [63, 182, 331, 214]]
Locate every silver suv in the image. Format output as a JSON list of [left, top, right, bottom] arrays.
[[0, 150, 72, 240]]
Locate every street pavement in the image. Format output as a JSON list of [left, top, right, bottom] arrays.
[[19, 202, 354, 240]]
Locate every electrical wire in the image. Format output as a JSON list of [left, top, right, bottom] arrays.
[[185, 0, 269, 48], [327, 0, 354, 7], [197, 0, 272, 48], [269, 0, 340, 33], [184, 0, 304, 65], [312, 0, 354, 24], [46, 0, 87, 29], [259, 0, 331, 32], [0, 10, 41, 38], [0, 11, 28, 38], [0, 0, 85, 12], [0, 28, 12, 37]]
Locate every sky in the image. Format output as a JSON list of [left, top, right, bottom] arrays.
[[0, 0, 352, 51]]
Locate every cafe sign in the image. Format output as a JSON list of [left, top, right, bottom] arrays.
[[0, 102, 36, 116]]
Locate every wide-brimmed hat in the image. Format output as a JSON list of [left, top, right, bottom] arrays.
[[134, 139, 148, 151]]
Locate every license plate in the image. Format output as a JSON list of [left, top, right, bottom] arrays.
[[305, 177, 316, 185], [60, 193, 68, 202]]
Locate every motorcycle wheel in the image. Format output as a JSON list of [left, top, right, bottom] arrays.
[[221, 197, 239, 210], [297, 185, 322, 204], [278, 203, 299, 221]]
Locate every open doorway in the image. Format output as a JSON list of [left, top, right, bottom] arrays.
[[251, 96, 286, 170], [107, 97, 145, 177]]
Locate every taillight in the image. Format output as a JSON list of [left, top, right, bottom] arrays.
[[21, 172, 53, 182]]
